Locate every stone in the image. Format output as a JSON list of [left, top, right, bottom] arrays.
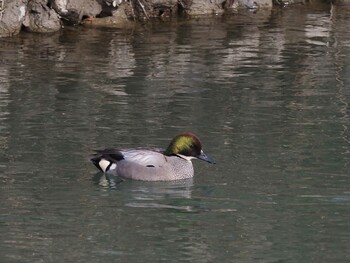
[[66, 0, 102, 18], [225, 0, 273, 9], [50, 0, 103, 25], [0, 0, 29, 37], [256, 0, 273, 8], [180, 0, 225, 16], [81, 2, 134, 28], [331, 0, 350, 5], [23, 0, 61, 33], [239, 0, 273, 8], [49, 0, 67, 13]]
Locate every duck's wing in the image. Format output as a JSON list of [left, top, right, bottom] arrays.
[[120, 148, 166, 167], [91, 147, 166, 172]]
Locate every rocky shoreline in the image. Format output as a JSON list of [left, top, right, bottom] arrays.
[[0, 0, 345, 38]]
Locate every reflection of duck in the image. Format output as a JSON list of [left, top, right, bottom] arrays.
[[91, 133, 215, 181], [95, 173, 194, 199]]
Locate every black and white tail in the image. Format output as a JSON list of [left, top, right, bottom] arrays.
[[91, 149, 124, 173]]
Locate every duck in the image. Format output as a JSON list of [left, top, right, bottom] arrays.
[[91, 132, 215, 181]]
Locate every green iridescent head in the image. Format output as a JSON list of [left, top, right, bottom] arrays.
[[164, 132, 215, 164]]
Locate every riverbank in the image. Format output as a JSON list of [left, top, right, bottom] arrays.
[[0, 0, 346, 38]]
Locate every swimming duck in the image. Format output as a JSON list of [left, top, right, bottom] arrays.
[[91, 132, 215, 181]]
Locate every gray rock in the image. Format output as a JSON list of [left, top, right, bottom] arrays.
[[81, 2, 134, 28], [50, 0, 102, 25], [332, 0, 350, 5], [226, 0, 273, 9], [104, 0, 124, 7], [49, 0, 67, 13], [256, 0, 273, 8], [23, 0, 61, 33], [180, 0, 225, 16], [239, 0, 259, 9], [0, 0, 28, 37], [66, 0, 102, 18]]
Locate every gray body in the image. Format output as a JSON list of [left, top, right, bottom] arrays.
[[99, 149, 194, 181]]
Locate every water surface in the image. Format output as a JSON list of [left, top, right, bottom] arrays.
[[1, 4, 350, 262]]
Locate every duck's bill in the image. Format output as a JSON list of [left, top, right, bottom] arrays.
[[198, 150, 216, 164]]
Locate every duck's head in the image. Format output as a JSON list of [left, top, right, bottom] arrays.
[[164, 132, 215, 164]]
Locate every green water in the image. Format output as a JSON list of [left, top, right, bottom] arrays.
[[0, 4, 349, 263]]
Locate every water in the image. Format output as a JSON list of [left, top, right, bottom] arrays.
[[1, 4, 350, 262]]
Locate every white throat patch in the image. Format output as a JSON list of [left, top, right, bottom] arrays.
[[177, 154, 195, 162]]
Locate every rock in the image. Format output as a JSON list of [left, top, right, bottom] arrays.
[[81, 2, 134, 28], [256, 0, 273, 8], [113, 0, 178, 20], [238, 0, 273, 9], [23, 0, 61, 33], [104, 0, 125, 8], [272, 0, 304, 6], [0, 0, 28, 37], [50, 0, 102, 25], [180, 0, 225, 16], [49, 0, 67, 13], [145, 0, 178, 19], [236, 0, 258, 9], [225, 0, 273, 9], [326, 0, 350, 5], [66, 0, 102, 18]]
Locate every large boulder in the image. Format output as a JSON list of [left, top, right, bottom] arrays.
[[23, 0, 61, 32], [0, 0, 28, 37]]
